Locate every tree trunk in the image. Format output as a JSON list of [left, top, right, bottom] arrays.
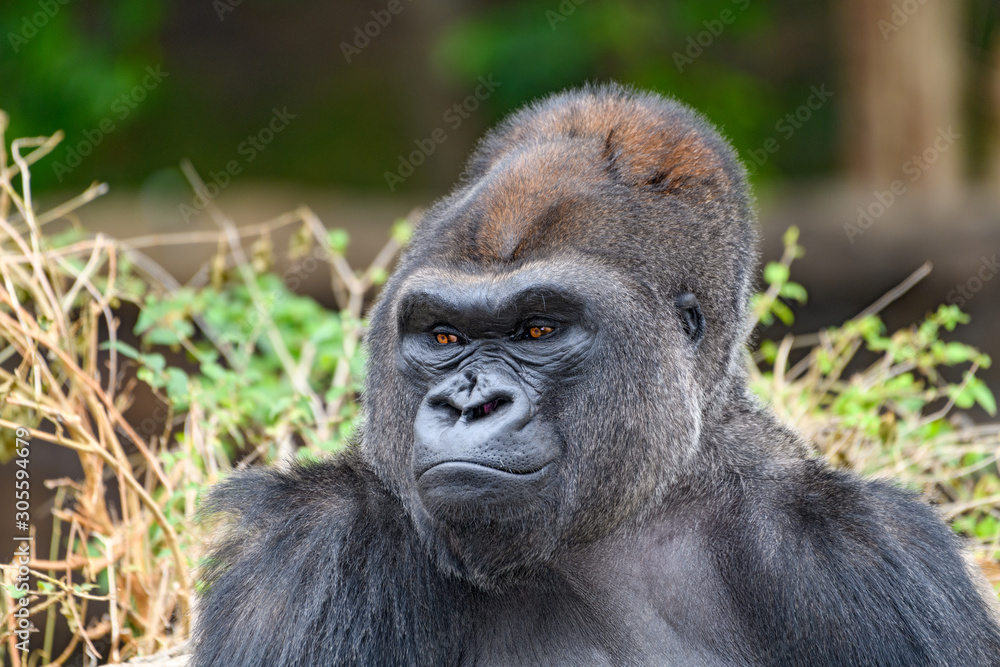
[[837, 0, 964, 202]]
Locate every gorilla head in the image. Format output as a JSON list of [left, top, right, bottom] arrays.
[[361, 83, 755, 586]]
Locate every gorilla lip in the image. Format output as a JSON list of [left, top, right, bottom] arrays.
[[416, 461, 555, 516], [420, 458, 553, 478]]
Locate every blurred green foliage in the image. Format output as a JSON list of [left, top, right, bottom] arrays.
[[1, 0, 839, 193], [114, 273, 365, 461], [1, 0, 167, 146], [435, 0, 779, 157], [749, 229, 999, 566]]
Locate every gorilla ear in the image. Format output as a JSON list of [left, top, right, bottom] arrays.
[[675, 292, 705, 347]]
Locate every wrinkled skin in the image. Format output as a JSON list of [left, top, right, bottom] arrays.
[[194, 84, 1000, 667]]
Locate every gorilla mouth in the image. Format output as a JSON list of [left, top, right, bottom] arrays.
[[421, 459, 552, 478], [413, 371, 560, 504], [417, 461, 554, 508]]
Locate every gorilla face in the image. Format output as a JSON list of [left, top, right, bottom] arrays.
[[382, 256, 708, 585], [399, 266, 595, 520]]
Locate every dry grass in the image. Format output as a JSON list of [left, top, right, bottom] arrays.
[[0, 116, 403, 665]]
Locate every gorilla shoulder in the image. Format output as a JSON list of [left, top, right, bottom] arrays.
[[195, 455, 468, 666], [713, 435, 1000, 665]]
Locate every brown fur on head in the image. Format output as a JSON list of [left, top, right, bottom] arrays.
[[468, 84, 733, 198], [396, 82, 755, 382]]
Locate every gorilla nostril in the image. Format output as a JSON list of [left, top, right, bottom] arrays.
[[465, 397, 510, 421], [431, 400, 463, 421]]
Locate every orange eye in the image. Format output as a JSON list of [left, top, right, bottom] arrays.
[[529, 326, 554, 339], [435, 333, 459, 345]]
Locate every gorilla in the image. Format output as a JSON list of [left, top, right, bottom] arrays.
[[194, 84, 1000, 666]]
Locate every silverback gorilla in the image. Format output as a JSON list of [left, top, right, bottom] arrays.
[[194, 84, 1000, 666]]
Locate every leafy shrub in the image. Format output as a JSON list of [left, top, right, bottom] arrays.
[[751, 228, 999, 584]]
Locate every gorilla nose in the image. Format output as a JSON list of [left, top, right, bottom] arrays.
[[414, 368, 554, 478], [425, 369, 525, 425]]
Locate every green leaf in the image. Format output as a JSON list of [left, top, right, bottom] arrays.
[[145, 326, 182, 346], [101, 340, 141, 360], [391, 219, 413, 245], [971, 379, 997, 415], [771, 299, 794, 326], [327, 229, 350, 254], [935, 304, 969, 331], [139, 353, 166, 373], [763, 262, 789, 286], [757, 339, 778, 364], [778, 281, 807, 304], [165, 368, 190, 404], [200, 361, 227, 382], [940, 342, 976, 365], [782, 225, 799, 248], [4, 584, 26, 599]]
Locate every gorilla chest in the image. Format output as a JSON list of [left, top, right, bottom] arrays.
[[454, 591, 739, 667], [448, 552, 742, 667]]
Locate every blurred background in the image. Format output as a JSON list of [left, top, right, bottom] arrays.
[[2, 1, 1000, 664], [3, 0, 999, 384], [1, 1, 998, 326]]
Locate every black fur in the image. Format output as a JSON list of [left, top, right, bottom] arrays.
[[194, 83, 1000, 666]]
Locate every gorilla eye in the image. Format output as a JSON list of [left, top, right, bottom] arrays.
[[435, 333, 459, 345], [529, 326, 554, 339]]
